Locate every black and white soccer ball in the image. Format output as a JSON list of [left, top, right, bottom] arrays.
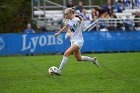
[[48, 66, 60, 75]]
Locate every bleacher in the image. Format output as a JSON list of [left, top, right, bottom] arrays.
[[123, 9, 140, 13], [32, 0, 140, 31], [34, 10, 63, 21], [34, 9, 140, 20]]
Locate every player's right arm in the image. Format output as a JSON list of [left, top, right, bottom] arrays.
[[54, 26, 68, 37]]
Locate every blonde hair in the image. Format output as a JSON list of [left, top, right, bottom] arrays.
[[65, 8, 75, 14]]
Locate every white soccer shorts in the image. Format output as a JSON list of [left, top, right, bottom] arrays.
[[71, 41, 83, 49]]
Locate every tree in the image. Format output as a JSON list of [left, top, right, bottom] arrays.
[[0, 0, 31, 33]]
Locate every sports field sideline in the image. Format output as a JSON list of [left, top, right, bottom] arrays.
[[0, 52, 140, 93]]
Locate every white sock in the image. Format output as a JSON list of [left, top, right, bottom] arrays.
[[81, 56, 94, 62], [59, 56, 68, 70]]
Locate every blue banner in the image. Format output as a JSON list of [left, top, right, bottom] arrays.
[[0, 31, 140, 56], [82, 31, 140, 52]]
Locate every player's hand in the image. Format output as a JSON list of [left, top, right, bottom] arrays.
[[54, 32, 59, 37]]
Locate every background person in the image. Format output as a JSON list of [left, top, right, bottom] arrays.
[[75, 1, 84, 12], [24, 23, 35, 33], [66, 0, 74, 8]]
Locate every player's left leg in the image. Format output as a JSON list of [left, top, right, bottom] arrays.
[[82, 56, 99, 67], [73, 48, 82, 61], [73, 48, 99, 67]]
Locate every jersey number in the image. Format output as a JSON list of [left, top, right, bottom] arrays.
[[70, 28, 75, 32]]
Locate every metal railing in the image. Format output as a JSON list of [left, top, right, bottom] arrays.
[[84, 18, 140, 31], [31, 0, 101, 31], [31, 0, 140, 31]]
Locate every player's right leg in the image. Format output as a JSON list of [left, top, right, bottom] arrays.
[[58, 44, 79, 74]]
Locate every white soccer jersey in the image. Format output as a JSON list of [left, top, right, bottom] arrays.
[[66, 17, 84, 43]]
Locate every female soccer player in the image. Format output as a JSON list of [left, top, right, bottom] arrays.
[[54, 8, 99, 75]]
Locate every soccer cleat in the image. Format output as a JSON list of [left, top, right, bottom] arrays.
[[92, 57, 99, 67], [54, 69, 61, 76]]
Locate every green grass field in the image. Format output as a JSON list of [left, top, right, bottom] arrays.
[[0, 52, 140, 93]]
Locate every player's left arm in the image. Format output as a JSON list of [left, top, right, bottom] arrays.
[[75, 14, 83, 22]]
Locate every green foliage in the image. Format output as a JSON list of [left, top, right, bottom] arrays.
[[0, 0, 30, 33], [0, 0, 114, 33], [0, 52, 140, 93]]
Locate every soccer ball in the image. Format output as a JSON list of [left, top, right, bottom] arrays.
[[48, 66, 60, 75]]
